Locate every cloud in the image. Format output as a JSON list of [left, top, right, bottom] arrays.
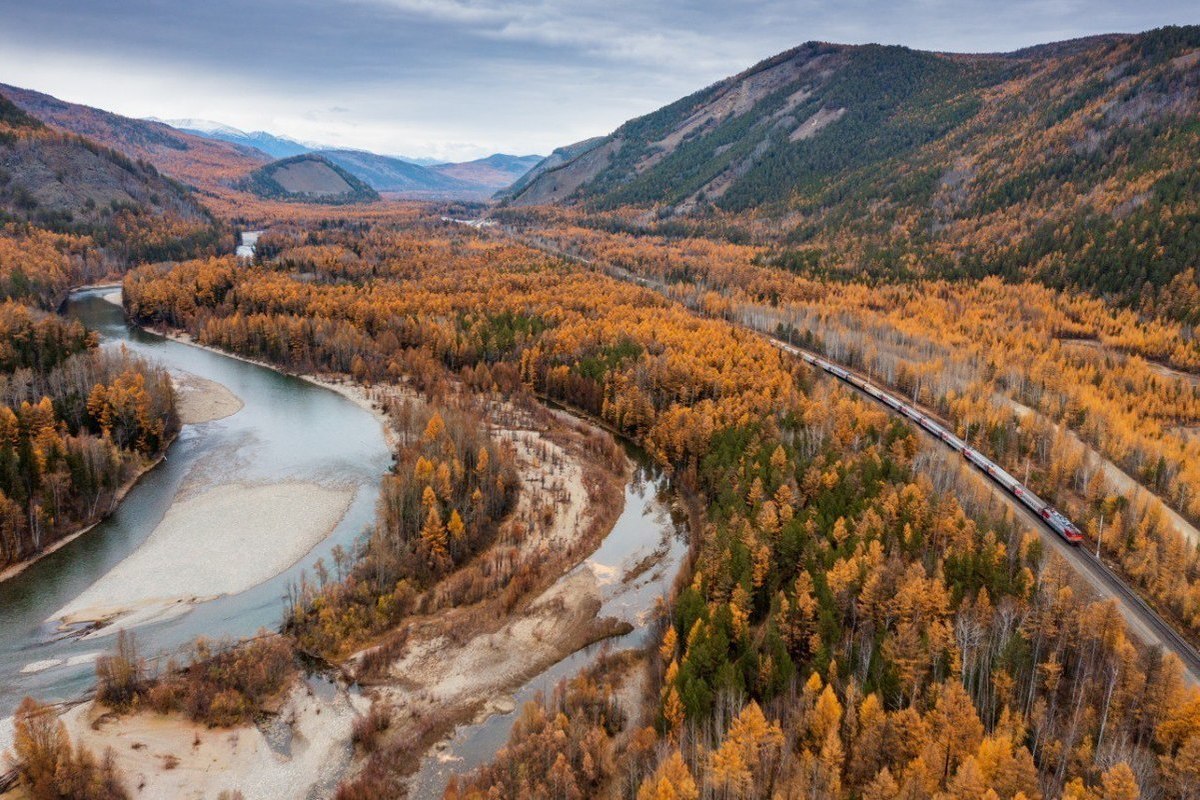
[[0, 0, 1194, 159]]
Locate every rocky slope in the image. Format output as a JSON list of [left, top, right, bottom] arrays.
[[505, 26, 1200, 310]]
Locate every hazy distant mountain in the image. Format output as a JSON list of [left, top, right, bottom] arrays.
[[155, 119, 540, 195], [155, 118, 312, 159], [0, 84, 268, 190], [237, 154, 379, 204], [430, 153, 543, 189], [318, 149, 492, 198], [391, 154, 443, 167], [155, 118, 447, 167]]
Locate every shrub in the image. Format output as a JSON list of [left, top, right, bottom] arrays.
[[95, 630, 143, 711], [9, 697, 129, 800], [350, 703, 391, 754], [100, 633, 296, 727]]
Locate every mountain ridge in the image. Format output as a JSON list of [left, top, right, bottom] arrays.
[[0, 89, 219, 267], [503, 25, 1200, 312], [0, 83, 269, 191], [154, 119, 312, 160]]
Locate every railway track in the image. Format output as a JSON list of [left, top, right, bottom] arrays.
[[474, 223, 1200, 682], [773, 339, 1200, 683], [1076, 546, 1200, 677]]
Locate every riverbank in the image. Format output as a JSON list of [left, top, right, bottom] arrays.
[[1, 289, 396, 799], [60, 678, 366, 800], [0, 442, 175, 588], [172, 371, 244, 424], [0, 293, 244, 586], [27, 314, 390, 632], [155, 327, 398, 449]]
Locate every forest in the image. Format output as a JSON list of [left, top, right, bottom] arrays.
[[116, 219, 1200, 799], [500, 219, 1200, 648], [0, 301, 176, 570]]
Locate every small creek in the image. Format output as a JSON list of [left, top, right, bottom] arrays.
[[408, 455, 688, 799]]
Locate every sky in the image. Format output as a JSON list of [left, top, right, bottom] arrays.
[[0, 1, 1194, 161]]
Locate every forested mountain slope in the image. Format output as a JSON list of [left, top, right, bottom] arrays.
[[0, 83, 269, 190], [507, 26, 1200, 311], [0, 91, 219, 274]]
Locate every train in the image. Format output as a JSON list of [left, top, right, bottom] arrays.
[[792, 347, 1085, 545]]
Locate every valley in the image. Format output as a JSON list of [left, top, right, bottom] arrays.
[[2, 17, 1200, 800]]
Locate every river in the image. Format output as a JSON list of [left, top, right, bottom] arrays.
[[0, 288, 391, 722], [237, 230, 263, 259], [1, 289, 688, 799]]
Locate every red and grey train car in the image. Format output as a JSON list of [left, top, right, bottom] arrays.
[[799, 350, 1085, 545]]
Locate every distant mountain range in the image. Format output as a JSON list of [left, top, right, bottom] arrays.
[[153, 118, 446, 166], [154, 118, 542, 197], [152, 118, 315, 160], [0, 88, 542, 200]]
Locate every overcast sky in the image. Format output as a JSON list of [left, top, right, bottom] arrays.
[[0, 1, 1193, 161]]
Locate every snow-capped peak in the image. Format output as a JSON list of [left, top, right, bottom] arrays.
[[157, 118, 249, 137]]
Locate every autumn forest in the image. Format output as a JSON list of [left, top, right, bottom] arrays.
[[2, 17, 1200, 800]]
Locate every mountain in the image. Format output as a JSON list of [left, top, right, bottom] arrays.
[[0, 85, 268, 190], [136, 116, 540, 196], [316, 149, 488, 198], [506, 26, 1200, 308], [156, 118, 312, 159], [497, 137, 607, 202], [0, 90, 217, 261], [154, 118, 447, 167], [237, 154, 380, 204], [430, 153, 543, 189]]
